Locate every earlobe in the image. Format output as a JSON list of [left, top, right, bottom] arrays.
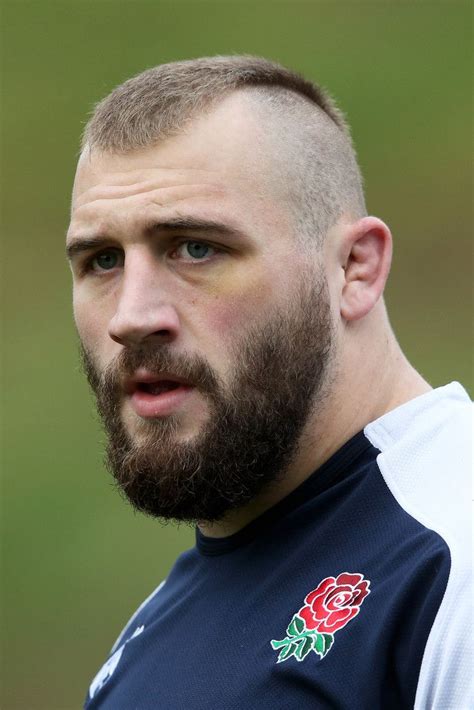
[[340, 217, 392, 322]]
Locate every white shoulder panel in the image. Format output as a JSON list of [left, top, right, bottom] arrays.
[[364, 382, 473, 710]]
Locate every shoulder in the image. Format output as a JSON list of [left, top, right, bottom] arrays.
[[365, 382, 473, 709], [365, 382, 471, 551]]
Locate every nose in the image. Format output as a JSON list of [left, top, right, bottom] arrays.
[[108, 251, 181, 347]]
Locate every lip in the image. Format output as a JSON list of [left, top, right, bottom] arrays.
[[124, 370, 195, 418]]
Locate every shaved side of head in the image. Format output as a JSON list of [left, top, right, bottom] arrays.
[[243, 87, 366, 244]]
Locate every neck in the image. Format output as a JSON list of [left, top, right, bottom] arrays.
[[199, 309, 431, 538]]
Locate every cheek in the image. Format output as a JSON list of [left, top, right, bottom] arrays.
[[73, 294, 97, 342], [73, 293, 116, 363], [206, 297, 251, 335], [190, 278, 281, 381], [200, 274, 277, 338]]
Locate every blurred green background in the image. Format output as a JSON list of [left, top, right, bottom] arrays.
[[1, 1, 472, 708]]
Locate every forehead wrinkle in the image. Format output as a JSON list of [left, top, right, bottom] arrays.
[[72, 159, 223, 206], [76, 145, 221, 180], [73, 179, 225, 210], [69, 186, 240, 243], [90, 165, 221, 187], [73, 182, 227, 221], [73, 165, 223, 201]]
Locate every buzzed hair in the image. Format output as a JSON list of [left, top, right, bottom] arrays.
[[82, 55, 366, 243]]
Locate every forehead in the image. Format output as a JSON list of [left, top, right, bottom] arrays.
[[73, 93, 271, 206], [69, 93, 294, 243]]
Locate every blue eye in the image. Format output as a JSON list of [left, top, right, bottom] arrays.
[[185, 242, 211, 259], [173, 241, 216, 262], [92, 249, 122, 271]]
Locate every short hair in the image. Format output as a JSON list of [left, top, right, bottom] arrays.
[[82, 55, 366, 243]]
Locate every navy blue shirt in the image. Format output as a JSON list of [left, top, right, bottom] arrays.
[[85, 430, 452, 709]]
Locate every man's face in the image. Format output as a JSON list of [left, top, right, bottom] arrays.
[[68, 94, 335, 522]]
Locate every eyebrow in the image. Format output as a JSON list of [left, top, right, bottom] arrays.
[[66, 236, 110, 260], [146, 217, 247, 241], [66, 217, 247, 261]]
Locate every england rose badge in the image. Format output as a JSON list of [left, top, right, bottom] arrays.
[[271, 572, 371, 663]]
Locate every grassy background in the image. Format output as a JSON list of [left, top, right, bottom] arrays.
[[1, 1, 472, 708]]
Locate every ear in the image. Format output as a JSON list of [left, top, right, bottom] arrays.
[[339, 217, 392, 321]]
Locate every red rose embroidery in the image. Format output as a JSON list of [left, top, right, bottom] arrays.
[[271, 571, 371, 663], [298, 572, 370, 635]]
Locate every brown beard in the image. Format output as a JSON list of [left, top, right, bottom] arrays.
[[80, 275, 334, 524]]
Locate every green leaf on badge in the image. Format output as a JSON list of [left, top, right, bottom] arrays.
[[271, 638, 287, 650], [321, 634, 334, 657], [313, 633, 325, 657], [295, 636, 314, 661], [287, 614, 305, 637], [278, 642, 297, 663]]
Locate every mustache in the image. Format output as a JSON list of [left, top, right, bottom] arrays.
[[80, 344, 220, 397]]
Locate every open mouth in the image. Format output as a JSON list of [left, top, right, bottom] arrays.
[[135, 380, 183, 396], [127, 374, 195, 418]]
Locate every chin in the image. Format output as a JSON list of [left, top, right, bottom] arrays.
[[123, 409, 206, 445]]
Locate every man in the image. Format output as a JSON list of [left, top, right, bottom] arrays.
[[67, 56, 472, 709]]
